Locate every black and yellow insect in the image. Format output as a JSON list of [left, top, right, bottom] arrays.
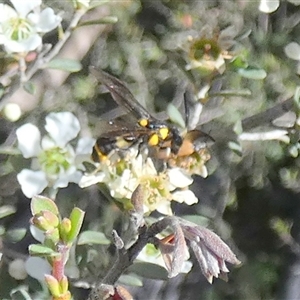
[[90, 68, 213, 163]]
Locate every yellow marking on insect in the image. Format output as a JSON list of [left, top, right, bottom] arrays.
[[115, 137, 132, 148], [148, 134, 159, 146], [93, 143, 108, 161], [138, 118, 149, 127], [159, 127, 169, 140]]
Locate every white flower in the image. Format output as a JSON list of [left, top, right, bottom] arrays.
[[16, 112, 95, 198], [0, 0, 61, 53], [80, 149, 199, 215]]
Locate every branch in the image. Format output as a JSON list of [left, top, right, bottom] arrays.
[[87, 219, 169, 300], [0, 9, 86, 110], [241, 97, 294, 131]]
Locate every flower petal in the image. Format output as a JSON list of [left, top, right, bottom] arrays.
[[79, 172, 106, 188], [53, 169, 82, 189], [0, 4, 17, 22], [156, 200, 172, 215], [17, 169, 48, 198], [10, 0, 41, 17], [45, 112, 80, 147], [40, 135, 57, 150], [16, 123, 41, 158], [76, 137, 96, 155], [3, 34, 42, 53], [29, 8, 61, 32], [168, 168, 193, 189], [172, 190, 198, 205]]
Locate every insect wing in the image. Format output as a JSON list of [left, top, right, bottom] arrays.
[[90, 67, 152, 121], [185, 130, 215, 150]]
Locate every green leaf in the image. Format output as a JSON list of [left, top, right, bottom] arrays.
[[10, 288, 32, 300], [289, 145, 299, 157], [46, 59, 82, 72], [23, 81, 36, 95], [284, 42, 300, 60], [0, 85, 5, 98], [238, 67, 267, 80], [231, 56, 248, 68], [233, 120, 243, 135], [118, 274, 143, 287], [77, 230, 110, 245], [67, 207, 85, 242], [6, 228, 27, 242], [78, 16, 118, 27], [0, 205, 16, 219], [29, 244, 57, 256], [31, 195, 59, 216], [228, 141, 243, 156], [293, 86, 300, 110], [0, 226, 5, 235], [128, 262, 168, 280], [167, 104, 185, 128], [209, 89, 252, 97], [181, 215, 210, 226], [88, 0, 111, 9]]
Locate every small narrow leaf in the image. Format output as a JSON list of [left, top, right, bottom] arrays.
[[46, 59, 82, 72], [31, 195, 59, 216], [23, 81, 36, 95], [289, 145, 299, 157], [128, 262, 168, 280], [0, 205, 16, 219], [167, 104, 185, 128], [78, 16, 118, 27], [284, 42, 300, 60], [77, 230, 110, 245], [6, 228, 27, 242], [67, 207, 85, 242], [118, 274, 143, 287], [233, 120, 243, 135], [181, 215, 209, 226], [88, 0, 110, 7], [29, 244, 57, 256], [293, 86, 300, 110], [238, 67, 267, 80], [0, 84, 4, 98], [228, 141, 243, 156], [231, 56, 248, 68], [10, 288, 32, 300]]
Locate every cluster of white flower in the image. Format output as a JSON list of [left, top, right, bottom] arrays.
[[0, 0, 61, 53], [80, 145, 205, 215], [16, 112, 94, 198]]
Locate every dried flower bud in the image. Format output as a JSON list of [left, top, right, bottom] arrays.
[[178, 218, 241, 283]]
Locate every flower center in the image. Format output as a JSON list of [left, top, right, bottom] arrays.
[[38, 147, 71, 176], [3, 17, 34, 41]]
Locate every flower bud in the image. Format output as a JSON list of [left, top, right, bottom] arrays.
[[45, 274, 60, 297]]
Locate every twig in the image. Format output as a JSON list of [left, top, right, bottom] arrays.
[[0, 9, 86, 110], [241, 97, 294, 131], [87, 219, 169, 300]]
